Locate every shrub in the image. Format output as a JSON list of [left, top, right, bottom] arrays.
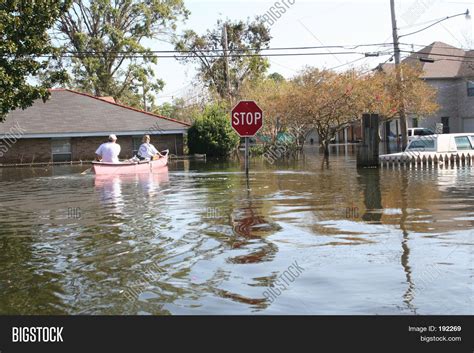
[[187, 104, 240, 157], [250, 144, 265, 156]]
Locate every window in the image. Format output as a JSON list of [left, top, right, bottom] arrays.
[[467, 81, 474, 96], [51, 138, 71, 162], [407, 139, 435, 150], [454, 136, 473, 150], [132, 136, 142, 156], [412, 118, 419, 128], [412, 128, 434, 136], [419, 129, 434, 136], [441, 117, 450, 134]]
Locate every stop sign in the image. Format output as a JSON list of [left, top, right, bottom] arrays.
[[231, 101, 263, 137]]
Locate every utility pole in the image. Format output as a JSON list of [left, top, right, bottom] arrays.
[[223, 23, 231, 102], [142, 83, 147, 112], [390, 0, 408, 150]]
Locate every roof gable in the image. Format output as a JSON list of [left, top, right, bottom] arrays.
[[402, 42, 474, 79]]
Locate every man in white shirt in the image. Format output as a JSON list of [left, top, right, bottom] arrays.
[[137, 135, 164, 160], [95, 134, 121, 163]]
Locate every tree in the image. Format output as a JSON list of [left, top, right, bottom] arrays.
[[54, 0, 188, 107], [267, 72, 285, 83], [156, 102, 175, 117], [367, 63, 438, 120], [286, 65, 438, 157], [174, 18, 271, 101], [240, 77, 301, 141], [153, 93, 209, 124], [187, 104, 240, 157], [239, 77, 308, 160], [288, 68, 366, 156], [0, 0, 70, 120]]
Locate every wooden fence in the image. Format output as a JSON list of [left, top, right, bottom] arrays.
[[379, 153, 474, 168]]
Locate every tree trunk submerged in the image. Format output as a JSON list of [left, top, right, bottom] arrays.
[[320, 140, 330, 157]]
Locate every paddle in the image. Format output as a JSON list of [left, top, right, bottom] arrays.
[[81, 160, 99, 174]]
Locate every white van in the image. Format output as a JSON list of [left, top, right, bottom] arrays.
[[380, 133, 474, 159], [407, 128, 435, 142]]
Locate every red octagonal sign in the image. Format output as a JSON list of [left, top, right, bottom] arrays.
[[231, 100, 263, 137]]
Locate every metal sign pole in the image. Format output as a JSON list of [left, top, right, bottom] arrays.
[[245, 137, 249, 176]]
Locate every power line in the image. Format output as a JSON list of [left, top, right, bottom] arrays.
[[1, 42, 397, 57], [398, 10, 470, 38], [268, 59, 299, 73], [6, 42, 474, 64], [405, 56, 474, 64], [398, 15, 454, 30], [328, 48, 394, 71], [328, 56, 368, 71], [401, 42, 473, 50], [7, 50, 394, 59], [400, 49, 474, 60], [5, 42, 472, 59]]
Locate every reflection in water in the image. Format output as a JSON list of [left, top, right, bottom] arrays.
[[137, 169, 170, 197], [358, 168, 416, 313], [398, 171, 415, 314], [0, 151, 472, 314], [229, 200, 280, 265], [214, 177, 281, 308], [94, 169, 170, 214], [401, 230, 415, 313], [95, 175, 124, 216], [358, 169, 383, 223]]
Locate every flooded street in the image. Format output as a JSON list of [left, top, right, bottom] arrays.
[[0, 147, 472, 315]]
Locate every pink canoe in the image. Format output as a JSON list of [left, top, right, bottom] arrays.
[[92, 154, 168, 175]]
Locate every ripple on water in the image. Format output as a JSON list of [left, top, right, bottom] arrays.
[[0, 156, 472, 314]]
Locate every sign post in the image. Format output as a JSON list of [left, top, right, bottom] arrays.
[[231, 101, 263, 176], [244, 137, 249, 175]]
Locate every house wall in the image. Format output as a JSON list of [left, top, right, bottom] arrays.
[[304, 122, 362, 146], [413, 78, 462, 132], [0, 138, 52, 164], [455, 76, 474, 132], [0, 134, 185, 164], [150, 134, 183, 155], [304, 129, 319, 145]]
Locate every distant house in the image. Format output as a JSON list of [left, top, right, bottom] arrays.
[[380, 41, 474, 133], [304, 124, 362, 146], [0, 89, 190, 164]]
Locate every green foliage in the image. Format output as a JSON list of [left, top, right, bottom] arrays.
[[0, 0, 70, 120], [156, 102, 175, 117], [267, 72, 285, 82], [187, 104, 240, 157], [54, 0, 188, 108], [174, 18, 271, 101], [153, 97, 203, 124], [250, 144, 265, 156]]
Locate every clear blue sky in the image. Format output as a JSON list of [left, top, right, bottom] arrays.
[[150, 0, 473, 104]]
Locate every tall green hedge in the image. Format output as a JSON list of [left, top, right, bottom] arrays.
[[187, 104, 240, 157]]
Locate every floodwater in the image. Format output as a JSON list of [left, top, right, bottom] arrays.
[[0, 146, 472, 315]]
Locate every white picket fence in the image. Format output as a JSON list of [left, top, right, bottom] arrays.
[[379, 152, 474, 168]]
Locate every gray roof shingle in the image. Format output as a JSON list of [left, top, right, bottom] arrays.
[[0, 89, 189, 138]]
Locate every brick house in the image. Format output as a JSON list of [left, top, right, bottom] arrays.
[[0, 89, 190, 164], [381, 41, 474, 133]]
